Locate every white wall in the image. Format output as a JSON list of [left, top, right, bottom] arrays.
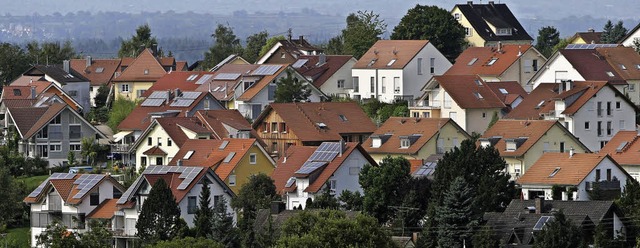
[[530, 55, 585, 89], [319, 58, 357, 97], [575, 157, 629, 201]]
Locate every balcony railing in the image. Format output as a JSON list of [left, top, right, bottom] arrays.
[[111, 144, 132, 153], [112, 228, 137, 237], [408, 100, 441, 109], [586, 180, 621, 191]]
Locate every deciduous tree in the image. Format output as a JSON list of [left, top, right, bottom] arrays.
[[79, 220, 113, 248], [136, 178, 182, 245], [259, 35, 285, 58], [118, 24, 159, 58], [243, 31, 268, 63], [535, 26, 560, 58], [203, 24, 243, 70], [359, 156, 411, 224], [150, 237, 224, 248], [0, 43, 30, 85], [231, 173, 277, 248], [274, 69, 311, 103], [327, 11, 386, 59], [26, 41, 76, 65]]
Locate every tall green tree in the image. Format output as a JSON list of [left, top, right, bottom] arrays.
[[0, 43, 30, 85], [94, 84, 110, 108], [193, 180, 212, 238], [136, 178, 182, 245], [26, 41, 76, 65], [535, 26, 560, 58], [79, 220, 114, 248], [391, 5, 466, 62], [118, 24, 159, 58], [203, 24, 244, 70], [533, 210, 584, 248], [259, 35, 286, 58], [107, 96, 136, 131], [210, 197, 239, 247], [327, 11, 386, 58], [360, 156, 411, 224], [338, 190, 363, 211], [231, 173, 277, 248], [435, 177, 476, 248], [472, 226, 500, 248], [243, 31, 268, 63], [274, 69, 311, 103], [601, 20, 628, 44], [615, 179, 640, 246], [0, 167, 21, 228]]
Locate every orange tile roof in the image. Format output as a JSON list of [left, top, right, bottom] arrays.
[[506, 83, 559, 119], [353, 40, 429, 69], [446, 45, 534, 76], [434, 75, 506, 109], [558, 49, 626, 85], [195, 110, 254, 139], [155, 117, 212, 147], [113, 49, 170, 82], [517, 153, 611, 185], [481, 120, 578, 157], [485, 81, 527, 108], [598, 47, 640, 80], [253, 102, 376, 142], [69, 58, 121, 86], [600, 131, 640, 166], [363, 117, 468, 155], [87, 199, 119, 219], [168, 139, 220, 166], [571, 31, 603, 44]]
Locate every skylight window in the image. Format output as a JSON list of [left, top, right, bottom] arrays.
[[636, 64, 640, 70], [467, 58, 478, 66], [535, 100, 545, 109], [213, 86, 221, 91], [620, 64, 627, 70], [183, 150, 195, 160], [386, 59, 397, 67], [606, 71, 615, 77], [499, 88, 508, 94], [317, 122, 327, 128], [474, 92, 483, 99], [95, 67, 104, 73], [187, 74, 198, 81], [367, 59, 377, 67], [487, 58, 498, 66], [475, 79, 483, 86], [548, 167, 561, 177], [339, 115, 348, 121]]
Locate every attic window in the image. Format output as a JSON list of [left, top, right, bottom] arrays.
[[339, 115, 348, 121], [400, 137, 410, 148], [496, 28, 512, 36], [467, 58, 478, 66], [549, 167, 561, 177], [474, 92, 483, 99], [499, 88, 508, 94], [620, 64, 627, 70], [487, 58, 498, 66], [317, 122, 327, 128], [372, 136, 382, 148], [606, 71, 615, 77], [187, 74, 198, 81], [144, 69, 149, 75], [95, 67, 104, 73], [505, 139, 516, 151], [183, 150, 195, 160], [535, 100, 545, 109], [475, 79, 483, 86], [636, 64, 640, 70], [13, 89, 21, 96], [367, 59, 377, 67], [386, 59, 397, 67]]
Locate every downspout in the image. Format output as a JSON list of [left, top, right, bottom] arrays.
[[375, 69, 379, 99]]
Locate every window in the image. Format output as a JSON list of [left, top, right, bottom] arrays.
[[499, 88, 508, 94], [620, 120, 626, 130], [393, 77, 400, 94], [560, 142, 565, 153], [13, 89, 21, 96], [50, 115, 61, 124], [600, 141, 608, 148], [352, 77, 359, 92], [597, 102, 603, 117], [607, 121, 612, 136], [487, 58, 498, 66], [400, 138, 410, 148], [213, 195, 222, 207], [386, 59, 397, 67], [607, 102, 612, 116], [474, 92, 483, 99], [204, 99, 210, 109], [262, 122, 269, 133], [532, 59, 538, 71], [167, 138, 172, 147], [147, 137, 152, 146], [328, 180, 337, 195], [597, 121, 603, 136], [496, 28, 512, 35], [141, 157, 147, 166], [585, 121, 590, 130], [468, 58, 478, 66], [37, 126, 48, 138], [549, 167, 561, 177], [506, 140, 516, 151], [281, 52, 286, 59], [49, 144, 61, 152], [267, 84, 276, 101], [68, 90, 77, 97], [630, 84, 636, 92], [48, 125, 62, 139], [349, 167, 361, 175], [596, 169, 601, 181], [187, 196, 197, 214], [339, 115, 348, 122], [465, 27, 472, 36], [271, 122, 278, 133], [337, 79, 345, 88], [157, 137, 162, 146], [606, 71, 615, 77], [69, 125, 81, 140], [90, 192, 99, 206], [156, 157, 163, 165], [607, 169, 612, 181], [482, 112, 487, 118], [120, 84, 129, 93], [430, 58, 435, 74], [417, 58, 423, 75], [616, 101, 621, 109], [250, 153, 257, 164], [381, 77, 386, 93], [113, 186, 122, 199], [280, 123, 287, 133], [454, 13, 460, 20], [70, 144, 81, 151], [144, 69, 149, 75], [370, 77, 375, 93], [229, 175, 236, 186]]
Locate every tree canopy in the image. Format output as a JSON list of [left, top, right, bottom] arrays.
[[118, 24, 159, 58], [259, 35, 286, 58], [193, 180, 213, 238], [391, 5, 466, 62], [326, 10, 386, 59], [533, 210, 584, 248], [274, 69, 311, 103], [136, 178, 183, 245], [0, 43, 30, 85], [150, 237, 224, 248], [202, 24, 243, 70], [535, 26, 560, 58], [26, 40, 76, 65], [243, 31, 268, 63], [601, 20, 628, 44], [435, 177, 476, 247], [231, 173, 278, 247]]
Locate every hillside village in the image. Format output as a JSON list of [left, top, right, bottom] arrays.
[[3, 1, 640, 247]]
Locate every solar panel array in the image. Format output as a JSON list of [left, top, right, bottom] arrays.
[[565, 43, 618, 49], [196, 74, 214, 85], [294, 142, 341, 175], [28, 173, 76, 198], [181, 92, 202, 99], [413, 162, 437, 177], [214, 73, 241, 81], [141, 98, 166, 107], [149, 91, 169, 99], [251, 65, 282, 75], [170, 99, 195, 107], [292, 59, 308, 68], [73, 174, 105, 199], [117, 166, 205, 204]]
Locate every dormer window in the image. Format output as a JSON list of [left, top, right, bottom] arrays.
[[505, 139, 516, 151], [372, 136, 382, 148], [454, 13, 460, 20], [487, 58, 498, 66], [474, 92, 483, 99], [13, 89, 21, 96], [400, 136, 410, 148], [496, 28, 512, 36], [480, 140, 491, 148]]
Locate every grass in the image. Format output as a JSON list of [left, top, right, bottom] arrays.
[[5, 227, 30, 248], [16, 175, 49, 190]]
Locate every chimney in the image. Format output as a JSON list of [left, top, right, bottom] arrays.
[[224, 82, 228, 98], [535, 197, 544, 214], [467, 1, 473, 5], [185, 110, 189, 117], [30, 86, 36, 99], [339, 140, 345, 157], [63, 60, 70, 73], [165, 90, 171, 104], [270, 201, 286, 214], [299, 35, 304, 42], [588, 28, 595, 33], [86, 56, 92, 68], [488, 1, 495, 5], [569, 147, 575, 158], [177, 159, 183, 166], [497, 41, 503, 53], [517, 46, 523, 57], [175, 88, 181, 98], [412, 232, 420, 244]]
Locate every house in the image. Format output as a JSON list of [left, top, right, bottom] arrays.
[[518, 152, 630, 201], [568, 29, 603, 44], [143, 71, 237, 109], [168, 138, 276, 194], [597, 46, 640, 105], [451, 1, 533, 47], [271, 141, 377, 210], [209, 54, 250, 71], [484, 198, 627, 246], [130, 117, 213, 171], [113, 90, 225, 165], [507, 81, 637, 152], [444, 44, 546, 91], [411, 75, 526, 134], [362, 117, 470, 163], [70, 56, 122, 107], [351, 40, 451, 103], [22, 63, 92, 114], [252, 102, 376, 156], [621, 22, 640, 47], [256, 35, 324, 64], [111, 49, 185, 101], [6, 102, 107, 166], [193, 109, 261, 140], [24, 173, 126, 247], [480, 120, 589, 179], [600, 131, 640, 181], [292, 54, 357, 99], [527, 45, 627, 93], [114, 165, 235, 247]]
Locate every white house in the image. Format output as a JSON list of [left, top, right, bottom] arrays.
[[518, 153, 630, 201], [23, 173, 125, 247], [271, 142, 377, 210], [621, 22, 640, 48], [114, 165, 235, 248], [351, 40, 451, 103], [293, 55, 357, 99]]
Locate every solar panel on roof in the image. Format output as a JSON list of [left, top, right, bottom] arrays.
[[533, 216, 554, 230], [28, 179, 50, 198], [214, 73, 241, 81], [251, 65, 283, 75], [141, 98, 165, 107], [292, 59, 308, 68], [73, 174, 105, 199], [170, 99, 195, 107], [295, 161, 326, 174], [565, 43, 618, 49], [116, 177, 141, 204], [50, 173, 76, 179], [196, 74, 214, 85], [181, 92, 202, 99], [149, 91, 169, 99]]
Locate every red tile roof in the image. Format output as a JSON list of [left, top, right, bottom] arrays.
[[155, 117, 212, 147], [70, 58, 121, 86], [112, 49, 171, 82], [517, 153, 612, 185], [599, 131, 640, 166], [558, 49, 626, 84], [485, 81, 527, 108], [597, 47, 640, 80], [506, 83, 559, 119], [353, 40, 429, 69], [571, 31, 603, 44], [253, 102, 376, 142], [195, 110, 255, 139], [294, 55, 354, 88], [167, 139, 219, 166], [446, 45, 534, 76], [143, 146, 167, 156], [481, 120, 582, 157], [87, 199, 119, 219], [433, 75, 506, 109]]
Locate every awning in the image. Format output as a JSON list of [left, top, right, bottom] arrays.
[[113, 131, 133, 143]]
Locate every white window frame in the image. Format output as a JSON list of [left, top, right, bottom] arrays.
[[250, 153, 257, 164], [229, 175, 236, 186], [120, 84, 130, 93]]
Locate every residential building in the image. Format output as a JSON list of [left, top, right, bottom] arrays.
[[168, 139, 276, 194], [6, 103, 107, 166], [484, 199, 627, 246], [143, 71, 238, 109], [412, 75, 526, 134], [597, 46, 640, 105], [518, 153, 630, 201], [621, 22, 640, 47], [24, 173, 125, 247], [209, 54, 250, 71], [444, 44, 546, 91], [351, 40, 451, 103], [114, 165, 235, 247], [22, 63, 92, 114], [451, 1, 533, 47], [271, 141, 377, 210], [194, 109, 260, 140], [256, 35, 324, 64], [508, 81, 637, 152], [600, 131, 640, 181], [292, 54, 357, 99], [252, 102, 376, 156], [568, 29, 603, 44], [362, 117, 470, 163], [70, 56, 122, 107], [480, 120, 589, 179]]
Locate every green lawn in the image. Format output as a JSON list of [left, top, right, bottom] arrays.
[[16, 175, 49, 190], [5, 227, 30, 248]]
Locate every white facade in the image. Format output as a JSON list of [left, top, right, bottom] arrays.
[[621, 28, 640, 48], [318, 58, 357, 98], [351, 43, 451, 103], [528, 54, 585, 90]]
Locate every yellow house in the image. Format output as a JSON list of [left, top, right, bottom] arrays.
[[568, 30, 603, 44], [112, 49, 179, 101], [169, 138, 276, 194], [362, 117, 470, 163], [480, 120, 590, 180], [131, 117, 213, 172], [452, 1, 532, 47]]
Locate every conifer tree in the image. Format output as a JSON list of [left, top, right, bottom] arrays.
[[210, 197, 239, 248], [194, 180, 212, 238], [136, 178, 182, 245], [435, 177, 476, 248], [533, 210, 583, 248]]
